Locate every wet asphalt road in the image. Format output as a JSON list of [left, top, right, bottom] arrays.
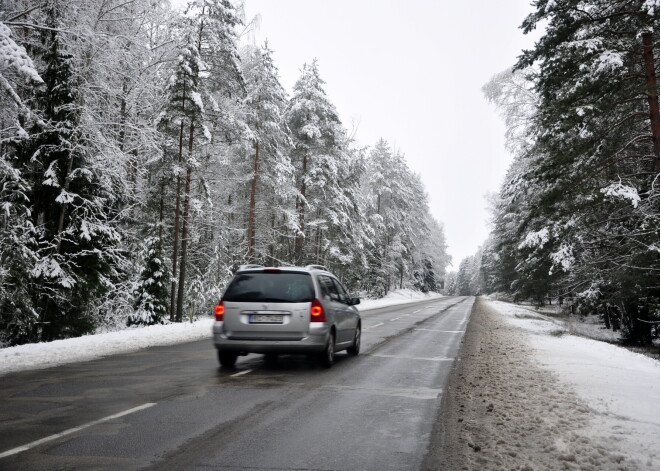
[[0, 296, 473, 470]]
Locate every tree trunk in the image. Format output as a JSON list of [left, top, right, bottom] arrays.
[[642, 32, 660, 172], [269, 211, 276, 265], [247, 140, 259, 262], [295, 153, 308, 264], [158, 177, 165, 242], [176, 122, 195, 322], [176, 165, 192, 322], [55, 152, 74, 253], [170, 119, 185, 321]]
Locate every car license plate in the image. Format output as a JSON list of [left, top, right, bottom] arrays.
[[250, 314, 284, 324]]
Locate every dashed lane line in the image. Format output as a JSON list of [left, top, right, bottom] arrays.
[[231, 369, 253, 377], [364, 322, 384, 331], [0, 402, 157, 459]]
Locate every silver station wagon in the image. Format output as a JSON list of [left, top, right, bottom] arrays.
[[213, 265, 361, 368]]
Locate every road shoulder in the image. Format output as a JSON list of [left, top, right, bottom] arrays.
[[423, 296, 640, 471]]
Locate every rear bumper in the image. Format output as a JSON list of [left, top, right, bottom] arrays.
[[213, 322, 331, 354]]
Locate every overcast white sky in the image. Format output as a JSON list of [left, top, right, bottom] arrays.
[[176, 0, 543, 266]]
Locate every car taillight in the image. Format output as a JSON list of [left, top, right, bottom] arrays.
[[310, 299, 326, 322], [214, 300, 225, 321]]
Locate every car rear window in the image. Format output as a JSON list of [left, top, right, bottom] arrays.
[[223, 272, 315, 303]]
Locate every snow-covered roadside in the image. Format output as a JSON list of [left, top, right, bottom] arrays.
[[488, 299, 660, 470], [357, 288, 442, 311], [0, 289, 441, 376]]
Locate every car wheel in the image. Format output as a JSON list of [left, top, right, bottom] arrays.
[[218, 351, 237, 368], [320, 332, 335, 368], [347, 324, 361, 356]]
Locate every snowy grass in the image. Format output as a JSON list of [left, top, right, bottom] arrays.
[[487, 299, 660, 471], [0, 289, 440, 376]]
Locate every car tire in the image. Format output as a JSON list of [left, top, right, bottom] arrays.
[[218, 351, 237, 368], [347, 325, 361, 356], [319, 332, 335, 368]]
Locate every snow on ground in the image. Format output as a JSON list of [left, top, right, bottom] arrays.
[[357, 288, 442, 311], [0, 289, 441, 376], [490, 298, 623, 343], [488, 299, 660, 470], [0, 319, 215, 376]]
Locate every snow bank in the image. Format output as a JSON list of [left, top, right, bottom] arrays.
[[488, 299, 660, 470], [357, 288, 442, 311], [0, 289, 440, 375], [0, 320, 215, 375]]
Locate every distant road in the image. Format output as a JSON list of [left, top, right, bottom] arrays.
[[0, 296, 473, 470]]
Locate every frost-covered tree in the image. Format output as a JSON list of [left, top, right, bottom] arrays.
[[10, 1, 126, 341], [0, 0, 452, 345], [485, 0, 660, 344], [0, 18, 45, 345], [241, 42, 294, 263], [360, 139, 447, 295], [129, 236, 169, 326], [157, 39, 207, 322], [286, 60, 348, 264]]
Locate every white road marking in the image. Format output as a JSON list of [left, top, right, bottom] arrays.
[[371, 353, 454, 362], [415, 329, 465, 333], [390, 317, 401, 322], [230, 369, 253, 377], [364, 322, 384, 330], [0, 402, 157, 459]]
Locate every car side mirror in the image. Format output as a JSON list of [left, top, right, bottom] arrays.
[[349, 297, 360, 306]]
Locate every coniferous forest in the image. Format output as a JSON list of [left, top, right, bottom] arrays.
[[450, 0, 660, 346], [0, 0, 450, 346]]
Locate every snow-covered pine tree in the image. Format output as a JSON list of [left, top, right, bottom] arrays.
[[157, 39, 206, 322], [242, 42, 294, 264], [484, 0, 660, 341], [361, 139, 435, 295], [129, 235, 169, 326], [175, 0, 246, 320], [11, 1, 126, 341], [286, 60, 351, 266], [0, 18, 45, 345]]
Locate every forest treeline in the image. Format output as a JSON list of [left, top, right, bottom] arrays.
[[448, 0, 660, 346], [0, 0, 449, 346]]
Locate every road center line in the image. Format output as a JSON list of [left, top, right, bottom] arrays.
[[390, 317, 401, 322], [0, 402, 156, 459], [230, 369, 253, 377], [364, 322, 384, 330]]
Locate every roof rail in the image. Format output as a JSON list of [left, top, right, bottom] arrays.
[[305, 264, 329, 272], [238, 264, 263, 271]]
